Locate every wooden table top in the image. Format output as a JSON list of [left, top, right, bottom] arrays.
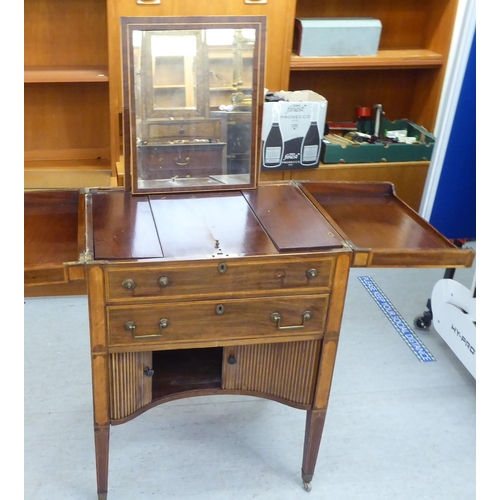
[[91, 184, 345, 261], [24, 182, 475, 271]]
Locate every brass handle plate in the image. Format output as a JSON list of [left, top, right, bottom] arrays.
[[124, 319, 169, 338], [174, 156, 191, 166], [270, 311, 312, 330]]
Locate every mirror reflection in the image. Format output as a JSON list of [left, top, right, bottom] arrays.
[[127, 23, 261, 193]]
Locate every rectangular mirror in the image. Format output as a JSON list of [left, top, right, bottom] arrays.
[[121, 16, 266, 194]]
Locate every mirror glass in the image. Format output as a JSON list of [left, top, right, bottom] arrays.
[[121, 17, 266, 194]]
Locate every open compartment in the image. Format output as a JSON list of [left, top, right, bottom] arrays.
[[151, 347, 223, 400], [24, 189, 87, 295]]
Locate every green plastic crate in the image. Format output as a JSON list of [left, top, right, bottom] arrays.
[[321, 119, 435, 164]]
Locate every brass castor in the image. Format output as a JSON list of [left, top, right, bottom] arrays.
[[303, 481, 312, 492]]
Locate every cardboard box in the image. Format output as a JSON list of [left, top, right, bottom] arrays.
[[294, 18, 382, 57], [321, 119, 435, 164], [261, 90, 327, 171]]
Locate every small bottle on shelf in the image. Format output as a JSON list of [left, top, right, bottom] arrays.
[[357, 106, 372, 135], [300, 102, 321, 166], [263, 103, 284, 168]]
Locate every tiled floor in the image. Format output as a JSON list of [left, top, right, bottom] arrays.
[[24, 253, 476, 500]]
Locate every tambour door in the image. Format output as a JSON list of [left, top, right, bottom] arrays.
[[222, 340, 323, 408], [109, 351, 153, 421]]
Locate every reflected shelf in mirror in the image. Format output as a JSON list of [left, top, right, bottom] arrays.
[[121, 16, 266, 195]]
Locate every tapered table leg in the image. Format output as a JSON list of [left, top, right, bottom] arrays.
[[88, 267, 111, 500], [95, 425, 110, 500], [300, 255, 351, 491], [301, 408, 327, 490]]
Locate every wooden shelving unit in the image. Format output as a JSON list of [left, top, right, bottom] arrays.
[[24, 66, 109, 83], [289, 49, 444, 71], [24, 0, 112, 189], [258, 0, 460, 210], [24, 0, 460, 208]]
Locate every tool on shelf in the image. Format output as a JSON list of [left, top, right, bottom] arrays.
[[373, 103, 384, 138], [325, 103, 408, 146]]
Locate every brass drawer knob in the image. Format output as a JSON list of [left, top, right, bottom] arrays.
[[124, 320, 136, 331], [218, 262, 228, 274], [306, 268, 318, 279], [227, 355, 237, 365], [270, 310, 312, 330], [158, 276, 170, 287], [122, 278, 136, 290], [158, 318, 170, 329], [215, 304, 225, 315], [144, 367, 154, 377]]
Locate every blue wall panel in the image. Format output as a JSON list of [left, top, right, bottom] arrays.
[[430, 31, 476, 240]]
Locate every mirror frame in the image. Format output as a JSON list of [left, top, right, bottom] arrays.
[[121, 16, 267, 195]]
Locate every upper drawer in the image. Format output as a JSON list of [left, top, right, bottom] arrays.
[[107, 294, 329, 348], [146, 119, 222, 141], [105, 257, 334, 302]]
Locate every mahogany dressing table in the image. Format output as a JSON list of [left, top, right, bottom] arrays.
[[24, 16, 474, 500]]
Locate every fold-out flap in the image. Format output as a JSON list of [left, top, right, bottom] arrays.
[[299, 181, 475, 268], [92, 191, 164, 260], [149, 191, 279, 258], [243, 183, 345, 251], [25, 190, 83, 267]]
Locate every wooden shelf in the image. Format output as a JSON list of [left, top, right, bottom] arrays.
[[24, 66, 109, 83], [25, 158, 111, 168], [290, 49, 443, 71], [210, 87, 251, 91], [153, 84, 185, 89], [315, 160, 431, 169], [24, 160, 112, 189]]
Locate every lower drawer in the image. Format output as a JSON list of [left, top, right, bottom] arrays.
[[24, 266, 67, 286], [107, 294, 329, 348], [137, 143, 225, 180]]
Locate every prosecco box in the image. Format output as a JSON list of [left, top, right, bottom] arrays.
[[321, 119, 435, 164], [261, 90, 327, 171]]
